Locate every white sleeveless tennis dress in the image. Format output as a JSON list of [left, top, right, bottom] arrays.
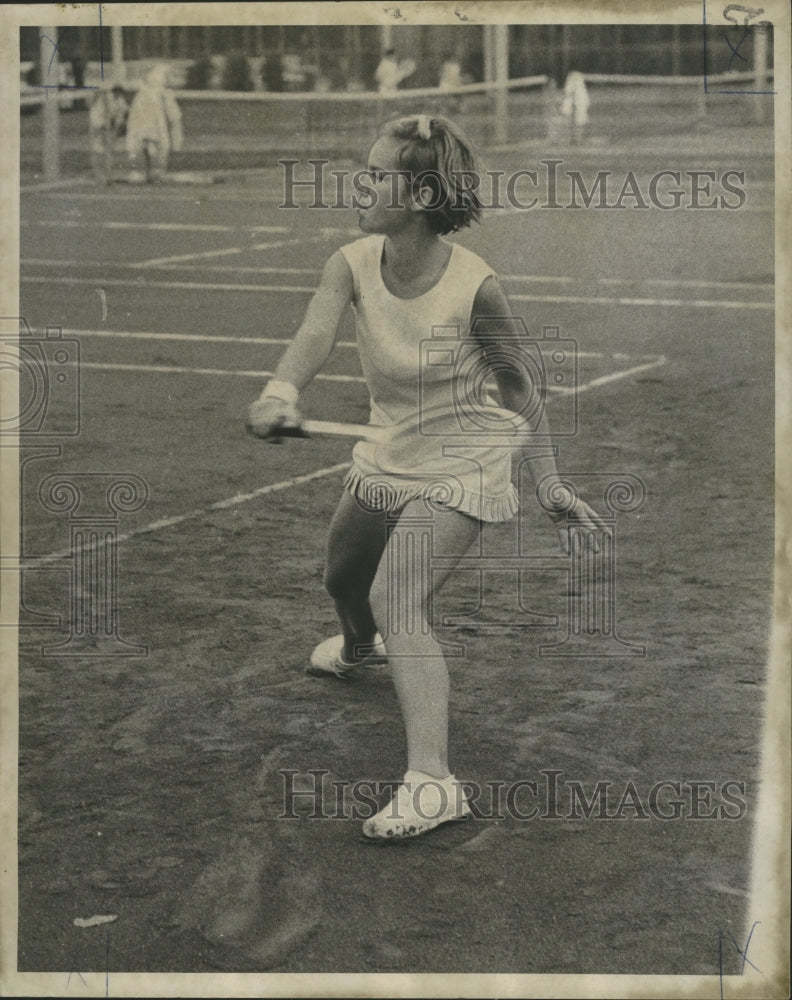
[[338, 234, 520, 523]]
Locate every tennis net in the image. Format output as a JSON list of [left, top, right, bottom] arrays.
[[20, 69, 773, 180], [20, 75, 551, 178], [169, 74, 551, 162]]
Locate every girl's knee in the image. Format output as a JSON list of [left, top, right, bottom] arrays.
[[322, 564, 342, 600], [369, 579, 431, 638], [368, 581, 387, 625], [324, 563, 368, 604]]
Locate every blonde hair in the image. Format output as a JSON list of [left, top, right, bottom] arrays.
[[378, 114, 483, 234]]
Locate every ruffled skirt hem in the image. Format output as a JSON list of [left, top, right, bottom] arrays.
[[343, 465, 519, 523]]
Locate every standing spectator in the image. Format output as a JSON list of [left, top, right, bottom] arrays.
[[374, 48, 415, 95], [438, 53, 463, 92], [88, 83, 129, 185], [438, 52, 464, 113], [559, 70, 590, 145], [375, 48, 401, 94], [125, 65, 183, 183], [282, 53, 306, 92]]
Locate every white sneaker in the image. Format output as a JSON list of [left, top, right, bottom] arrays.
[[362, 770, 471, 839], [307, 632, 387, 679]]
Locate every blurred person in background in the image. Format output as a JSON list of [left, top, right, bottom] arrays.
[[126, 64, 183, 183], [375, 47, 415, 94], [438, 51, 464, 113], [375, 48, 401, 94], [88, 82, 129, 185], [282, 53, 307, 92], [559, 70, 590, 145], [438, 52, 463, 91]]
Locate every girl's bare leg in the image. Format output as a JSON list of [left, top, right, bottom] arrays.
[[323, 490, 390, 662], [369, 499, 481, 778]]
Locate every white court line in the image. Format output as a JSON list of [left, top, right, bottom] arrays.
[[21, 355, 667, 564], [135, 228, 359, 267], [134, 246, 257, 267], [134, 238, 308, 268], [20, 257, 775, 295], [22, 189, 278, 203], [600, 277, 774, 291], [23, 258, 323, 277], [22, 275, 316, 294], [21, 258, 576, 284], [24, 176, 776, 199], [556, 356, 667, 395], [19, 177, 88, 194], [21, 220, 291, 233], [20, 255, 775, 296], [510, 292, 772, 311], [109, 222, 290, 233], [78, 357, 667, 392], [20, 274, 773, 309], [73, 329, 361, 350], [60, 328, 615, 360], [80, 361, 364, 383], [21, 462, 351, 568]]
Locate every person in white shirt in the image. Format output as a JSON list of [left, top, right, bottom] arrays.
[[125, 65, 183, 183], [88, 83, 128, 184]]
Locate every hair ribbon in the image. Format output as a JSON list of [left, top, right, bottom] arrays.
[[416, 115, 433, 140]]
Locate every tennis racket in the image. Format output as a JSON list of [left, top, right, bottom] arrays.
[[245, 418, 389, 443], [245, 405, 537, 446]]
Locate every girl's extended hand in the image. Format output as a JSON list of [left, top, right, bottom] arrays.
[[545, 495, 612, 556], [247, 396, 302, 442]]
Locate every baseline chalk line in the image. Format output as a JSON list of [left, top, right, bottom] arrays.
[[22, 462, 351, 568], [21, 274, 773, 309]]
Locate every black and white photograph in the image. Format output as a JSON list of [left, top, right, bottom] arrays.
[[1, 2, 790, 997]]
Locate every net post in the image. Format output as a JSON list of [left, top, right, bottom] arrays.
[[483, 24, 495, 83], [754, 23, 769, 124], [40, 26, 60, 183], [696, 77, 707, 120], [111, 25, 125, 82], [493, 24, 509, 143]]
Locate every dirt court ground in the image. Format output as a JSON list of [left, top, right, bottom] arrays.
[[9, 101, 780, 989]]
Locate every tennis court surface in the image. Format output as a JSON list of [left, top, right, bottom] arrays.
[[14, 116, 777, 981]]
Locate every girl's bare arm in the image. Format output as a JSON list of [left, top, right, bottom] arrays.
[[271, 249, 354, 392], [471, 275, 609, 548]]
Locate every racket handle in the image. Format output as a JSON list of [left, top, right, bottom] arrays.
[[246, 419, 386, 443], [302, 420, 387, 442], [245, 420, 309, 441]]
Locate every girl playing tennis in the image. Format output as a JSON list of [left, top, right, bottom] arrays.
[[248, 113, 606, 839]]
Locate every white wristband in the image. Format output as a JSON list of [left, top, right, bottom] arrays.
[[259, 380, 299, 405]]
